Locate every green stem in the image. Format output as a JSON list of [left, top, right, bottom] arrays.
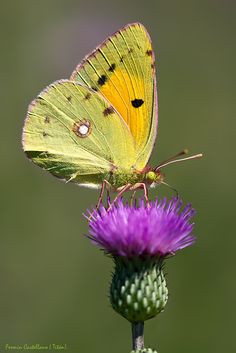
[[132, 321, 144, 351]]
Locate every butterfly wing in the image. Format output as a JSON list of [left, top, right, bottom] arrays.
[[22, 80, 136, 187], [71, 22, 158, 170]]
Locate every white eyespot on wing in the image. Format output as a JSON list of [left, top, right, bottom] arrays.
[[73, 120, 92, 138], [79, 124, 89, 135]]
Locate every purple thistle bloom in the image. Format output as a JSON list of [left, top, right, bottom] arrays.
[[86, 197, 196, 258]]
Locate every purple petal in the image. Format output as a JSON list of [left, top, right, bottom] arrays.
[[85, 197, 196, 258]]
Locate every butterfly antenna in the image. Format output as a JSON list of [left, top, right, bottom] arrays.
[[155, 153, 203, 170], [160, 181, 179, 197], [156, 149, 189, 169]]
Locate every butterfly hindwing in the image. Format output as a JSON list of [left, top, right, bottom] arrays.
[[23, 80, 136, 186], [71, 22, 158, 170]]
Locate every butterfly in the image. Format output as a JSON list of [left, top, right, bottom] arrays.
[[22, 23, 202, 208]]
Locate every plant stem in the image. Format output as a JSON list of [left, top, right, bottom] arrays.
[[132, 321, 144, 350]]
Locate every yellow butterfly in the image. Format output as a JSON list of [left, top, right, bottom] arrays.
[[22, 23, 202, 208]]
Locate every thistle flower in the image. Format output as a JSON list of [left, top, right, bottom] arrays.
[[87, 197, 195, 258], [85, 197, 196, 352]]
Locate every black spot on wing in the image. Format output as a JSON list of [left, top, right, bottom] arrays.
[[44, 116, 50, 123], [84, 93, 91, 100], [91, 86, 98, 92], [103, 106, 115, 116], [67, 96, 72, 102], [37, 97, 47, 107], [131, 99, 144, 108], [108, 63, 116, 72], [98, 74, 107, 86], [146, 49, 152, 56]]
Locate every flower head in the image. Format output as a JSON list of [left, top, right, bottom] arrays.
[[86, 197, 196, 258]]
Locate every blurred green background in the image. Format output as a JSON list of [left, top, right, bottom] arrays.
[[0, 0, 234, 352]]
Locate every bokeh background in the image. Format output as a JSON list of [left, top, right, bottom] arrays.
[[0, 1, 235, 352]]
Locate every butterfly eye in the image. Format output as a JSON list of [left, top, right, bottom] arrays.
[[73, 120, 91, 138]]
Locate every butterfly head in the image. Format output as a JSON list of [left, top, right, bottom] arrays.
[[145, 169, 164, 187], [145, 150, 203, 191]]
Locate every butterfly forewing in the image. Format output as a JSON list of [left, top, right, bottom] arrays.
[[71, 22, 158, 170], [23, 80, 136, 185]]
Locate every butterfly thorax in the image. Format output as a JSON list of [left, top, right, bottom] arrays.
[[108, 170, 143, 189], [108, 169, 163, 190]]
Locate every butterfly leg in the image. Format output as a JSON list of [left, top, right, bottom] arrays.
[[96, 179, 112, 210], [130, 190, 137, 207], [107, 183, 132, 212], [131, 183, 149, 206], [106, 188, 111, 208]]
